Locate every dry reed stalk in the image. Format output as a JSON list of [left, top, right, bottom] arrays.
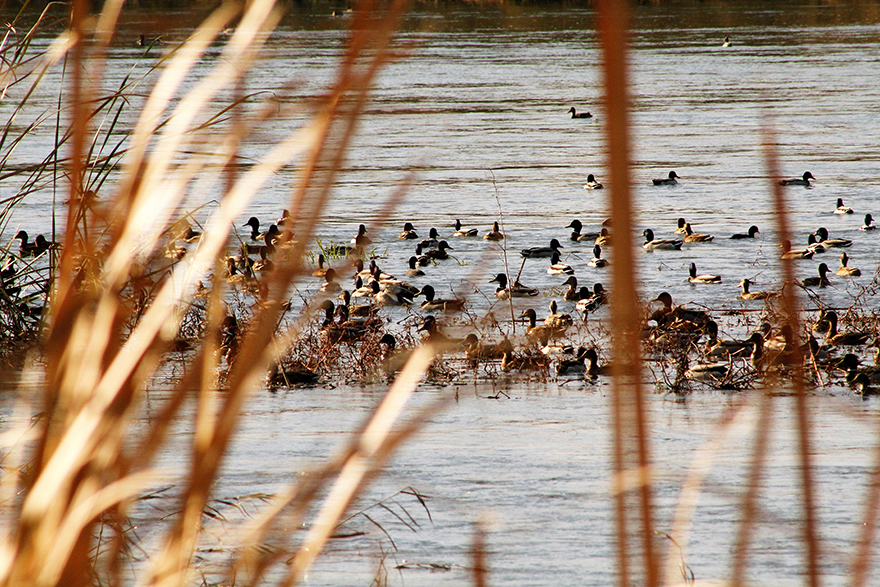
[[596, 0, 658, 586]]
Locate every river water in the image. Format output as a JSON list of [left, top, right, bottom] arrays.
[[4, 1, 880, 585]]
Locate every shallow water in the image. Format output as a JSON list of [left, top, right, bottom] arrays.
[[4, 1, 880, 585]]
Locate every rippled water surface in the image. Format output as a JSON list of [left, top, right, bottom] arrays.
[[4, 1, 880, 585]]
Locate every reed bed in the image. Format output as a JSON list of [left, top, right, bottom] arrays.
[[1, 1, 880, 586]]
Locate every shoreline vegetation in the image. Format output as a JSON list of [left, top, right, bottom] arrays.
[[1, 1, 880, 586]]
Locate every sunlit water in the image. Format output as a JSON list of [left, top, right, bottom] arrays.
[[4, 1, 880, 585]]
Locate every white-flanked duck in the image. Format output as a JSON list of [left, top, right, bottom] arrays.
[[568, 107, 592, 119], [566, 219, 600, 242], [371, 279, 411, 306], [484, 221, 505, 241], [834, 198, 854, 214], [688, 263, 721, 284], [576, 283, 607, 313], [642, 228, 683, 250], [813, 227, 852, 248], [522, 238, 564, 259], [584, 173, 603, 189], [415, 284, 465, 313], [801, 263, 832, 288], [722, 36, 731, 47], [588, 245, 608, 268], [547, 251, 574, 276], [685, 361, 729, 382], [779, 171, 814, 186], [398, 222, 419, 240], [806, 233, 827, 255], [861, 213, 876, 231], [419, 227, 440, 248], [739, 279, 778, 300], [490, 273, 539, 299], [453, 219, 478, 237], [731, 225, 760, 239], [652, 171, 679, 186], [836, 252, 861, 277], [673, 218, 688, 234]]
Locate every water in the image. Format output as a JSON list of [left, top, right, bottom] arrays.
[[4, 1, 880, 585]]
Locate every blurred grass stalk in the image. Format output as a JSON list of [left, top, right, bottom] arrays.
[[0, 0, 438, 585]]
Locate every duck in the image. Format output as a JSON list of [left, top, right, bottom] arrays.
[[415, 284, 466, 313], [461, 334, 509, 361], [583, 348, 611, 377], [673, 218, 688, 235], [556, 348, 589, 376], [801, 263, 832, 288], [414, 244, 431, 266], [351, 277, 375, 298], [425, 240, 453, 260], [642, 228, 683, 250], [594, 228, 613, 247], [688, 263, 721, 284], [252, 246, 274, 272], [312, 253, 330, 278], [370, 280, 410, 306], [521, 238, 564, 259], [860, 213, 876, 231], [836, 252, 861, 277], [453, 219, 478, 237], [521, 308, 567, 342], [813, 227, 852, 248], [806, 233, 827, 255], [544, 300, 574, 330], [320, 268, 342, 293], [650, 291, 709, 327], [267, 362, 320, 388], [652, 171, 679, 186], [547, 251, 574, 276], [731, 225, 760, 239], [500, 339, 551, 372], [825, 311, 872, 346], [242, 216, 263, 240], [568, 107, 592, 119], [405, 256, 425, 277], [705, 323, 763, 358], [379, 334, 413, 373], [351, 224, 373, 246], [566, 219, 600, 242], [562, 275, 580, 301], [490, 272, 539, 299], [576, 283, 607, 313], [738, 278, 777, 300], [14, 231, 43, 256], [685, 361, 728, 382], [779, 171, 814, 186], [337, 290, 374, 319], [722, 36, 731, 47], [276, 209, 291, 226], [834, 198, 854, 214], [484, 221, 505, 241], [588, 245, 608, 268], [584, 173, 603, 189], [683, 223, 714, 243], [780, 239, 813, 260], [418, 315, 464, 351], [419, 227, 440, 248], [398, 222, 419, 240], [848, 371, 879, 396]]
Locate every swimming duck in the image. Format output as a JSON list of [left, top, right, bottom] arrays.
[[453, 219, 478, 237], [722, 36, 731, 47], [276, 209, 291, 226], [521, 238, 564, 259], [461, 334, 508, 361], [425, 240, 453, 260], [652, 171, 679, 186], [252, 246, 274, 272], [588, 245, 608, 268], [834, 198, 854, 214], [651, 291, 709, 327], [544, 300, 574, 330], [584, 174, 603, 189], [583, 348, 611, 377], [576, 283, 607, 313], [683, 223, 714, 243], [779, 171, 814, 186], [242, 217, 263, 240], [704, 322, 763, 358], [484, 221, 505, 241], [14, 231, 42, 256], [419, 227, 440, 248], [836, 252, 861, 277], [405, 256, 425, 277], [825, 311, 872, 346], [547, 251, 574, 276], [801, 263, 832, 288], [594, 228, 613, 247], [738, 278, 777, 300], [521, 308, 567, 342], [731, 225, 760, 239], [562, 275, 579, 301], [415, 284, 466, 313], [566, 219, 600, 242], [673, 218, 688, 234], [500, 339, 551, 372], [418, 315, 464, 351], [556, 348, 589, 376], [267, 361, 320, 388], [379, 334, 413, 373], [398, 222, 419, 240], [370, 279, 410, 306], [685, 360, 729, 382], [568, 107, 592, 119], [337, 290, 374, 319], [779, 239, 813, 260], [320, 268, 342, 293], [490, 272, 539, 299], [860, 213, 875, 231], [414, 244, 431, 266], [806, 233, 827, 255], [688, 263, 721, 284], [351, 224, 373, 246], [813, 227, 852, 248], [642, 228, 683, 250], [312, 254, 330, 278]]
